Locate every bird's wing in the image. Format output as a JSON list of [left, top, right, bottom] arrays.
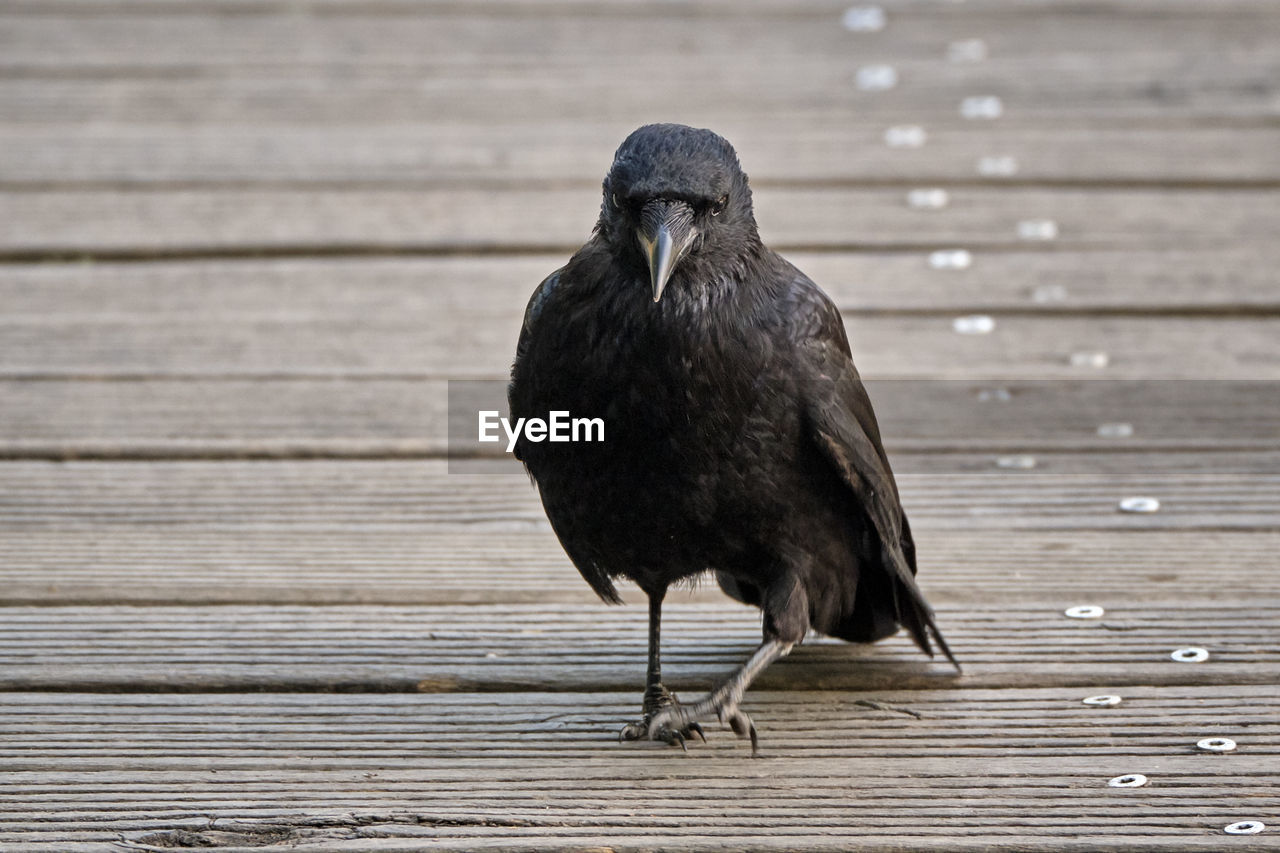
[[507, 266, 623, 604], [513, 267, 562, 372], [508, 268, 563, 463], [792, 279, 959, 670]]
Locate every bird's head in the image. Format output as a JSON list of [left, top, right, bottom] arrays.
[[598, 123, 758, 303]]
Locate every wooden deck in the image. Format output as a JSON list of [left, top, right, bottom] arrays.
[[2, 0, 1279, 849]]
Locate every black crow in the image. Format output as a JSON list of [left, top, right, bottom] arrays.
[[508, 123, 957, 753]]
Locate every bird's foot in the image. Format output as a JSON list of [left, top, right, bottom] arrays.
[[618, 684, 706, 751], [645, 685, 760, 756]]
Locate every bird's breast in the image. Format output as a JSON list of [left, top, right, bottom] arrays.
[[521, 308, 793, 513]]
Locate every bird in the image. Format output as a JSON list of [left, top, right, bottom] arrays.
[[508, 123, 957, 753]]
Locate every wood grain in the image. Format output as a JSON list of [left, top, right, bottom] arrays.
[[2, 378, 1277, 459], [5, 126, 1280, 186], [1, 1, 1277, 850], [4, 0, 1275, 72], [0, 686, 1275, 762], [5, 251, 1280, 318], [0, 453, 1277, 534], [1, 3, 1276, 134], [3, 187, 1276, 257], [2, 313, 1277, 379], [4, 717, 1279, 852], [2, 601, 1278, 692], [0, 526, 1276, 607]]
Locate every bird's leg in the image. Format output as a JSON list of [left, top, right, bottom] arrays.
[[618, 589, 705, 749], [647, 638, 794, 756]]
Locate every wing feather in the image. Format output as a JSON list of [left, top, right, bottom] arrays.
[[794, 281, 959, 669]]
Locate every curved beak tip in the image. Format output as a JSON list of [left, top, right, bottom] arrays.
[[638, 215, 694, 304]]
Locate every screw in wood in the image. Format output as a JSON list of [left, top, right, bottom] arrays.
[[1109, 774, 1149, 788], [1196, 737, 1236, 753]]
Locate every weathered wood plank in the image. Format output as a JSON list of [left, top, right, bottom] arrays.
[[1, 687, 1277, 770], [1, 601, 1278, 692], [1, 2, 1275, 141], [2, 313, 1276, 379], [5, 251, 1280, 318], [2, 826, 1277, 853], [0, 0, 1274, 850], [5, 0, 1277, 12], [2, 379, 1274, 458], [2, 61, 1277, 128], [0, 528, 1275, 607], [2, 3, 1272, 67], [3, 0, 1275, 71], [2, 188, 1275, 258], [3, 737, 1279, 850], [9, 126, 1279, 186], [0, 454, 1277, 534], [3, 454, 1277, 530]]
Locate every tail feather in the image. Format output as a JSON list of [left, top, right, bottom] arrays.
[[894, 574, 961, 672]]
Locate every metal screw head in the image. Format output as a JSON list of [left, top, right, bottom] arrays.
[[1070, 351, 1110, 368], [856, 64, 898, 91], [1065, 605, 1105, 619], [1098, 422, 1134, 438], [977, 155, 1019, 176], [947, 38, 988, 62], [1119, 496, 1159, 513], [1082, 695, 1122, 707], [843, 6, 886, 32], [929, 249, 972, 270], [977, 387, 1012, 402], [1109, 774, 1148, 788], [1171, 647, 1209, 663], [996, 455, 1037, 469], [953, 315, 995, 334], [907, 188, 949, 209], [1197, 737, 1236, 752], [885, 125, 926, 148], [1225, 821, 1265, 835], [961, 95, 1004, 119], [1031, 284, 1068, 304], [1017, 219, 1059, 240]]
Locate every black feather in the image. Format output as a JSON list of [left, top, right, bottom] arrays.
[[509, 123, 957, 667]]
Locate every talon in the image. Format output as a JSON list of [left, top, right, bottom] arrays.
[[727, 711, 760, 756], [620, 684, 732, 752]]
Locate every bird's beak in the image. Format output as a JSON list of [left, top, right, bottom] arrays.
[[636, 199, 698, 302]]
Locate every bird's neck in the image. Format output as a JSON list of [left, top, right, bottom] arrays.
[[666, 238, 772, 311]]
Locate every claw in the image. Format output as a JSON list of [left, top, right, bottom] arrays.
[[619, 684, 707, 752], [665, 729, 687, 752], [646, 705, 683, 741], [727, 710, 760, 756]]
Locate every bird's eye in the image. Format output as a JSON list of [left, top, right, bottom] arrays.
[[710, 195, 728, 216], [611, 192, 622, 209]]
